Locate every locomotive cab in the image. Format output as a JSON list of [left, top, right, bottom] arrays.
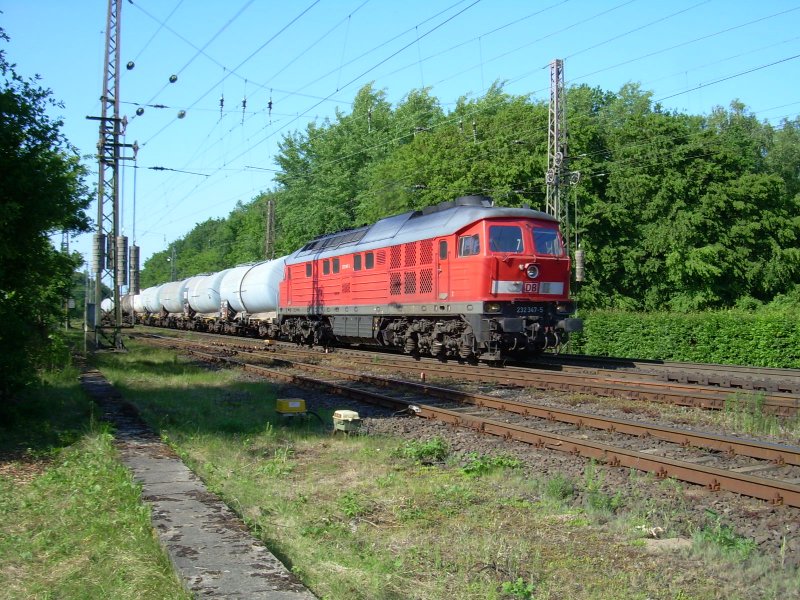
[[449, 215, 581, 359]]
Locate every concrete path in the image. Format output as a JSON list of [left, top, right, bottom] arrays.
[[80, 367, 317, 599]]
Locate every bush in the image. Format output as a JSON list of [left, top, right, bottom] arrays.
[[569, 307, 800, 367]]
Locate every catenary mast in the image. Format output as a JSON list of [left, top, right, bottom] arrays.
[[90, 0, 136, 348]]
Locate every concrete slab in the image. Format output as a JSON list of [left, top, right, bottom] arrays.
[[79, 367, 316, 599]]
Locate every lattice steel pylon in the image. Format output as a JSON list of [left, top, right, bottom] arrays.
[[545, 59, 567, 225], [545, 59, 580, 250], [90, 0, 135, 349]]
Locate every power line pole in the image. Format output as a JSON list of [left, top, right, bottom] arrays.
[[545, 59, 580, 248], [264, 198, 275, 260], [88, 0, 136, 350]]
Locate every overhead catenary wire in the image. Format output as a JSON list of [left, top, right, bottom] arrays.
[[562, 4, 800, 88], [129, 0, 634, 226], [121, 3, 799, 260], [132, 0, 256, 117], [128, 0, 186, 65], [137, 1, 486, 229], [139, 99, 800, 243], [140, 0, 322, 147]]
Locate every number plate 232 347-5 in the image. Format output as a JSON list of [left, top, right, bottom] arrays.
[[515, 305, 544, 314]]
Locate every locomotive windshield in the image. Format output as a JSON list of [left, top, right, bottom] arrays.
[[531, 227, 565, 256], [489, 225, 524, 253]]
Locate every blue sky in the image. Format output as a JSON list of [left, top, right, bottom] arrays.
[[2, 0, 799, 274]]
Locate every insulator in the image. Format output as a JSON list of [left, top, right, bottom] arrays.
[[575, 248, 585, 282], [129, 245, 140, 295], [105, 234, 114, 269], [116, 236, 128, 286], [92, 233, 106, 273]]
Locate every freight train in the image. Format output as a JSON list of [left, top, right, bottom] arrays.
[[119, 195, 582, 361]]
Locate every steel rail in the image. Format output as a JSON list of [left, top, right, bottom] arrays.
[[423, 406, 800, 508], [141, 333, 800, 466], [136, 327, 800, 406], [527, 352, 800, 382], [139, 335, 800, 507], [307, 350, 800, 416]]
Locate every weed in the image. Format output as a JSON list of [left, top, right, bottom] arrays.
[[501, 577, 536, 599], [583, 461, 623, 513], [694, 509, 757, 559], [259, 445, 295, 477], [398, 436, 449, 463], [723, 392, 780, 436], [397, 504, 426, 523], [338, 491, 370, 518], [433, 484, 477, 516], [461, 452, 521, 477], [376, 473, 397, 488], [543, 473, 575, 503]]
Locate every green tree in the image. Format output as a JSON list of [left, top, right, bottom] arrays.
[[143, 80, 800, 314], [0, 30, 91, 403]]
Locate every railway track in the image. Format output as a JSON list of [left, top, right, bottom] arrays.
[[137, 326, 800, 416], [134, 332, 800, 508], [522, 353, 800, 395]]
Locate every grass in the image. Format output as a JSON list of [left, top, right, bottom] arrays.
[[721, 391, 800, 437], [90, 336, 800, 599], [694, 510, 758, 560], [0, 347, 189, 600]]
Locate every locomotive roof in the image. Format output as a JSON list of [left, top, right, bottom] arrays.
[[286, 195, 557, 264]]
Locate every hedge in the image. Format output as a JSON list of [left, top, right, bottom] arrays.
[[568, 309, 800, 368]]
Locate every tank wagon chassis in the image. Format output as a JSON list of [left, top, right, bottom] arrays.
[[127, 196, 581, 361]]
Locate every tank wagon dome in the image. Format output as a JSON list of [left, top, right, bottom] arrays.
[[159, 277, 192, 314], [285, 195, 557, 264], [188, 269, 231, 314]]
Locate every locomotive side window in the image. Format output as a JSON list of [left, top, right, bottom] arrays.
[[306, 263, 312, 277], [354, 254, 362, 271], [365, 252, 374, 269], [439, 240, 448, 260], [532, 227, 565, 256], [323, 260, 330, 275], [458, 234, 480, 257], [333, 257, 340, 273], [489, 225, 523, 253]]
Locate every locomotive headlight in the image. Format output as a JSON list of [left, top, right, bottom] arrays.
[[485, 302, 502, 313], [557, 302, 575, 314], [526, 264, 539, 279]]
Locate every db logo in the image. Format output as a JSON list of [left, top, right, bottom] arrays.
[[523, 282, 539, 293]]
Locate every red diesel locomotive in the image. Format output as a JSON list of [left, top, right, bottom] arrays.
[[276, 195, 581, 360]]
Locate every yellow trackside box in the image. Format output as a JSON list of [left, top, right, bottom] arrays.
[[333, 410, 361, 433], [276, 398, 307, 415]]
